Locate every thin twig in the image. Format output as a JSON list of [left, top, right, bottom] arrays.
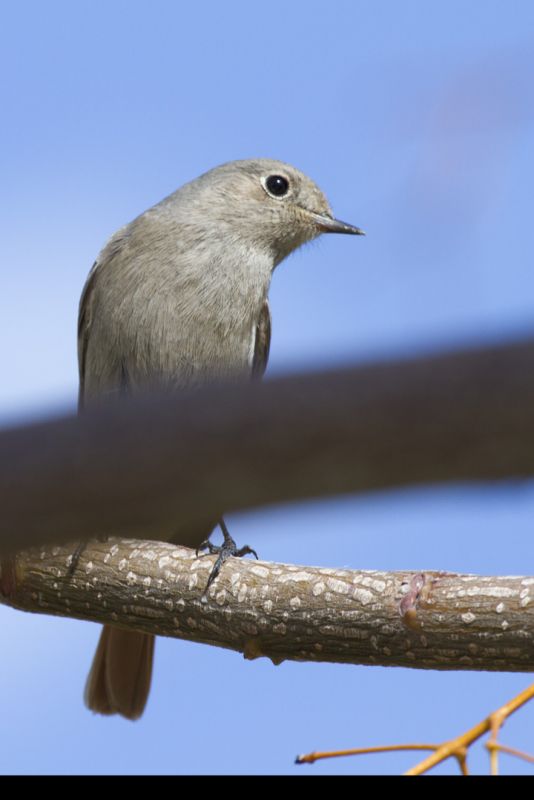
[[296, 683, 534, 775], [492, 743, 534, 766], [296, 744, 437, 765], [406, 682, 534, 775]]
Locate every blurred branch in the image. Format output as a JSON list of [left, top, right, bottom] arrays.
[[2, 538, 534, 672], [1, 338, 534, 555]]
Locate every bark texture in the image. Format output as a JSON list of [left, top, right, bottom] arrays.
[[2, 539, 534, 672]]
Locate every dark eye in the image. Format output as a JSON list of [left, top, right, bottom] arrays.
[[265, 174, 290, 197]]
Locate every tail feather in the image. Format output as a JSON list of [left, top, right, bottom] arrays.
[[84, 626, 155, 721]]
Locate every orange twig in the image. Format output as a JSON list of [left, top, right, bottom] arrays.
[[493, 743, 534, 766], [296, 682, 534, 775], [297, 744, 437, 766], [406, 682, 534, 775]]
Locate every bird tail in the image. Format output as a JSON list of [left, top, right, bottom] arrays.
[[84, 625, 155, 721]]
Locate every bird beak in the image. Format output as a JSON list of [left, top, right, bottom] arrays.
[[309, 212, 365, 236]]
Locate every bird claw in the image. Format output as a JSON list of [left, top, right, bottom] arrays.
[[197, 520, 258, 590], [67, 541, 87, 577], [67, 535, 109, 578]]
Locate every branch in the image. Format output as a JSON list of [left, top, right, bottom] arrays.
[[2, 339, 534, 554], [296, 681, 534, 774], [3, 538, 534, 672]]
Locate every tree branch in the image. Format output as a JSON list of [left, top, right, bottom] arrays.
[[3, 538, 534, 672]]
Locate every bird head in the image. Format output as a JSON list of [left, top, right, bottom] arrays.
[[177, 158, 364, 266]]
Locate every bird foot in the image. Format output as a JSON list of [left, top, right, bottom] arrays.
[[67, 541, 88, 577], [196, 520, 258, 590], [67, 536, 108, 578]]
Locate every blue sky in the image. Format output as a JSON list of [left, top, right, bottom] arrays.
[[1, 0, 534, 775]]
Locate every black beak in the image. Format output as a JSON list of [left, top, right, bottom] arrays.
[[310, 212, 365, 236]]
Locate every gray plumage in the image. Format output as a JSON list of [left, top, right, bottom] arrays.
[[80, 158, 363, 720]]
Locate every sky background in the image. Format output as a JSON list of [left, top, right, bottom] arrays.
[[1, 0, 534, 775]]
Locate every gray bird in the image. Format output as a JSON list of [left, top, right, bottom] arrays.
[[80, 158, 363, 720]]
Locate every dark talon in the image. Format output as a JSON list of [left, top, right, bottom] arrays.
[[67, 542, 87, 577], [234, 545, 258, 560], [67, 536, 108, 579], [196, 539, 219, 557], [197, 519, 258, 590]]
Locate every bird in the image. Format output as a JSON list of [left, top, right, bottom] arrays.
[[79, 158, 364, 720]]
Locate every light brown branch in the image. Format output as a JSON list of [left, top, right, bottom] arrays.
[[2, 538, 534, 672], [491, 743, 534, 767], [296, 744, 438, 765], [405, 681, 534, 775], [296, 683, 534, 775], [2, 339, 534, 555]]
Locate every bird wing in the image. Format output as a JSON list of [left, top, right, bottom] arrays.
[[251, 300, 271, 380], [77, 260, 99, 411], [78, 241, 133, 411]]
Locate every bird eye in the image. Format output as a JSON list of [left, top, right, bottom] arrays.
[[264, 174, 290, 198]]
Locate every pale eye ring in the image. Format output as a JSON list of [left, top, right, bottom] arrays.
[[263, 174, 290, 198]]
